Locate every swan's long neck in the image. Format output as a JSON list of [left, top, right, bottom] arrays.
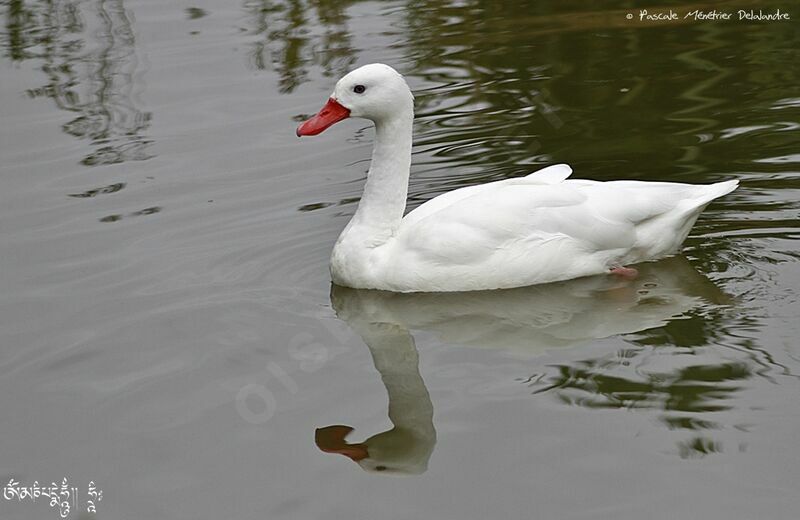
[[349, 108, 413, 240]]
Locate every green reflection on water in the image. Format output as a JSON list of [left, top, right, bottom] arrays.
[[244, 0, 357, 92], [538, 359, 750, 412]]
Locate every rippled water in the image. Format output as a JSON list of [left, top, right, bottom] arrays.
[[1, 1, 799, 518]]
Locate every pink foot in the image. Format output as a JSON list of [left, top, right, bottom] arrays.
[[610, 266, 639, 279]]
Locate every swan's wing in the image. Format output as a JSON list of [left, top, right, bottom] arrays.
[[400, 181, 629, 266], [403, 164, 573, 228], [521, 163, 574, 184], [568, 179, 738, 225], [398, 178, 736, 269]]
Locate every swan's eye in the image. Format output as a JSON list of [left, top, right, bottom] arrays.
[[375, 465, 387, 471], [353, 84, 366, 94]]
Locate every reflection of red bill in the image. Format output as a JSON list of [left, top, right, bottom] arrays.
[[315, 425, 369, 461], [296, 98, 351, 137]]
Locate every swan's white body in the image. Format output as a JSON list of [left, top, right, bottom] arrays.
[[298, 64, 738, 293]]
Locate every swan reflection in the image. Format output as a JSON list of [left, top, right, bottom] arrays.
[[315, 321, 435, 476], [316, 256, 728, 472]]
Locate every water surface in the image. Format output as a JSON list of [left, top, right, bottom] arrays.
[[1, 1, 799, 518]]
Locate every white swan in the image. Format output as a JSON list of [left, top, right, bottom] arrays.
[[297, 63, 738, 292]]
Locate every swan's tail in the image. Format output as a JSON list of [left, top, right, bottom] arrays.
[[636, 178, 739, 259], [696, 179, 739, 205]]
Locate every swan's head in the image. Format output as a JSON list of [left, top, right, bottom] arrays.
[[296, 63, 413, 137]]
